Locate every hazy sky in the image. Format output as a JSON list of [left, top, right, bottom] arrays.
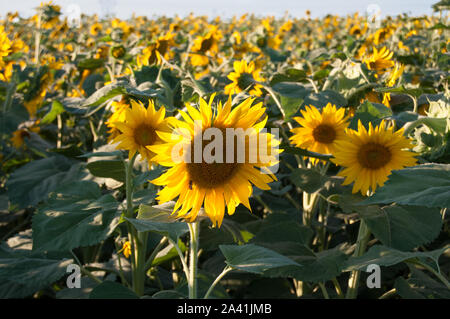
[[0, 0, 438, 19]]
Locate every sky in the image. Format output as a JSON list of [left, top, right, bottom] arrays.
[[0, 0, 439, 19]]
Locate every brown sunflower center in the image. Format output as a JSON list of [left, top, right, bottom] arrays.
[[312, 124, 337, 144], [237, 72, 255, 90], [186, 128, 241, 189], [157, 40, 169, 55], [200, 37, 214, 52], [357, 142, 392, 169], [134, 124, 157, 146]]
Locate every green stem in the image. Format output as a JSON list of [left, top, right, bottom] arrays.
[[261, 83, 286, 119], [378, 288, 397, 299], [168, 238, 190, 281], [188, 221, 200, 299], [318, 282, 330, 299], [70, 250, 102, 284], [124, 154, 147, 295], [346, 219, 371, 299], [332, 278, 344, 299], [204, 266, 233, 299], [133, 231, 148, 296], [144, 237, 168, 271]]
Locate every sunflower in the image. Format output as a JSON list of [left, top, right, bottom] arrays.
[[290, 103, 349, 163], [0, 26, 11, 69], [224, 60, 265, 97], [149, 95, 280, 227], [106, 97, 130, 142], [332, 120, 417, 195], [189, 25, 222, 66], [382, 62, 404, 107], [111, 99, 174, 163], [137, 32, 176, 67], [363, 46, 395, 75]]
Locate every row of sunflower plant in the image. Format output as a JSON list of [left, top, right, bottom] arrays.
[[0, 2, 449, 299]]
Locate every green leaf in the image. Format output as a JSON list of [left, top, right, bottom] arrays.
[[394, 276, 425, 299], [251, 221, 313, 246], [5, 156, 86, 208], [272, 82, 309, 120], [302, 90, 347, 109], [152, 239, 187, 266], [263, 48, 288, 62], [77, 58, 105, 70], [220, 243, 347, 283], [360, 164, 450, 208], [345, 244, 450, 272], [219, 244, 301, 275], [79, 150, 123, 158], [82, 81, 161, 110], [0, 254, 73, 298], [89, 281, 139, 299], [32, 181, 120, 252], [41, 100, 65, 124], [152, 290, 185, 299], [396, 266, 450, 299], [290, 167, 329, 193], [82, 81, 128, 108], [375, 86, 423, 98], [86, 160, 125, 183], [349, 100, 393, 129], [126, 203, 189, 242], [360, 205, 443, 251], [270, 68, 307, 86], [288, 247, 348, 283]]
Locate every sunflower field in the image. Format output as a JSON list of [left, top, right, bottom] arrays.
[[0, 2, 449, 300]]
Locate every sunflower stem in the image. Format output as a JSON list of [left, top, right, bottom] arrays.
[[346, 219, 371, 299], [188, 221, 200, 299], [123, 154, 146, 296], [204, 266, 233, 299]]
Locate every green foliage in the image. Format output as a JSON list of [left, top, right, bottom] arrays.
[[361, 164, 450, 208], [6, 156, 86, 208], [32, 181, 121, 252], [360, 205, 443, 251], [89, 281, 139, 299]]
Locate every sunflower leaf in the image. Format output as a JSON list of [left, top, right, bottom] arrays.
[[89, 281, 139, 299], [32, 181, 121, 252], [360, 164, 450, 208], [344, 244, 450, 272], [86, 160, 126, 183], [360, 204, 443, 251], [5, 156, 87, 209], [127, 203, 189, 242]]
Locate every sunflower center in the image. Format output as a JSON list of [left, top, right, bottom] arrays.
[[157, 40, 169, 55], [312, 124, 337, 144], [134, 124, 157, 146], [186, 128, 241, 189], [200, 37, 213, 52], [237, 72, 255, 90], [357, 142, 392, 169]]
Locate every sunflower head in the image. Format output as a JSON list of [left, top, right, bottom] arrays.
[[189, 26, 222, 66], [290, 103, 349, 164], [332, 120, 417, 195], [224, 60, 264, 97], [149, 94, 281, 227], [111, 99, 174, 164], [363, 46, 395, 75]]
